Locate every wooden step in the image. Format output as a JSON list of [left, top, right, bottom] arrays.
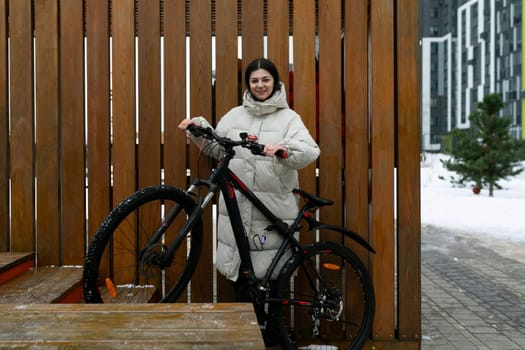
[[100, 283, 158, 303], [0, 252, 35, 285], [0, 303, 265, 349], [0, 266, 83, 304]]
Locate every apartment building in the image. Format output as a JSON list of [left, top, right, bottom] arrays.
[[420, 0, 523, 151]]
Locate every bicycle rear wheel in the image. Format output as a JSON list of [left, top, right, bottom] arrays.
[[83, 185, 203, 303], [270, 241, 374, 350]]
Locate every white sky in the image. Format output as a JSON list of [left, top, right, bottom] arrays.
[[421, 153, 525, 242]]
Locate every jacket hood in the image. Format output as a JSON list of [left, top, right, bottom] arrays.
[[242, 82, 289, 116]]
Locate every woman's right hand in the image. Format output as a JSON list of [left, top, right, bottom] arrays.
[[178, 119, 201, 131]]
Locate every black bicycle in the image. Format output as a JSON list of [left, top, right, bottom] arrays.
[[83, 125, 375, 349]]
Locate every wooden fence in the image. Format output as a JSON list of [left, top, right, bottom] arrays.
[[0, 0, 421, 348]]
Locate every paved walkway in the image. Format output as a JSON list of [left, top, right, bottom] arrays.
[[421, 224, 525, 349]]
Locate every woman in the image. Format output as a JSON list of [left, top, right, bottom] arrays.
[[178, 58, 319, 284]]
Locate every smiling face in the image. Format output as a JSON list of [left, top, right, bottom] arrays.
[[248, 69, 275, 101]]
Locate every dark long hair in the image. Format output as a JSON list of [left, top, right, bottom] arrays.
[[244, 58, 281, 99]]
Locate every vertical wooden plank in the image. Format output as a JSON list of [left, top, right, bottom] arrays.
[[60, 0, 85, 266], [189, 0, 213, 303], [34, 0, 60, 265], [396, 0, 422, 342], [241, 0, 264, 81], [163, 0, 187, 189], [9, 0, 35, 253], [344, 0, 370, 252], [318, 1, 343, 233], [135, 0, 161, 289], [267, 0, 289, 91], [344, 0, 371, 342], [293, 1, 317, 193], [292, 0, 317, 337], [214, 0, 238, 303], [0, 0, 8, 252], [112, 0, 136, 285], [318, 0, 344, 340], [163, 0, 190, 302], [137, 0, 161, 188], [86, 1, 111, 241], [215, 0, 238, 118], [112, 0, 136, 205], [370, 0, 396, 341]]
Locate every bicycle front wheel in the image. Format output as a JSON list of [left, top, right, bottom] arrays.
[[270, 241, 375, 350], [83, 185, 203, 303]]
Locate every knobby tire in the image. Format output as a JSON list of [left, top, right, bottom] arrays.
[[83, 185, 203, 303], [270, 241, 375, 350]]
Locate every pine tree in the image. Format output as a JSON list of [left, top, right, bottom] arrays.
[[441, 93, 525, 197]]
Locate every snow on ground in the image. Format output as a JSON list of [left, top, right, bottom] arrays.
[[421, 153, 525, 262]]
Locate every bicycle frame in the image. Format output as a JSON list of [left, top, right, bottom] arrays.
[[135, 150, 294, 289], [179, 155, 303, 288]]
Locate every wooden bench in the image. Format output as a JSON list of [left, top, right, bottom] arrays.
[[0, 303, 265, 349]]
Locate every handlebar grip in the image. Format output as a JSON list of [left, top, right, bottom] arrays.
[[186, 124, 198, 135], [186, 124, 211, 138], [251, 144, 288, 159], [275, 149, 289, 159]]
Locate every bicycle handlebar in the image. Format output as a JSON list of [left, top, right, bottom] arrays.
[[187, 124, 288, 159]]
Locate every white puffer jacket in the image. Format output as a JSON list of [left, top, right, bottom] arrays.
[[190, 83, 320, 281]]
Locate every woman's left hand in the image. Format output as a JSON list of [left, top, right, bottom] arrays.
[[263, 144, 288, 157]]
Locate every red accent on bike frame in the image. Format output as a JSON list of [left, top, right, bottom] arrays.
[[226, 182, 235, 199], [229, 172, 248, 192]]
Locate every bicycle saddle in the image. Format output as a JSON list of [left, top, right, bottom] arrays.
[[292, 188, 334, 208]]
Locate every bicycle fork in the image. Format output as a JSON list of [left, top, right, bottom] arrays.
[[138, 184, 211, 269], [160, 181, 221, 266]]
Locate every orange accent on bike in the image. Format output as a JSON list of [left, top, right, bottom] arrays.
[[322, 263, 341, 271], [105, 277, 118, 298]]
